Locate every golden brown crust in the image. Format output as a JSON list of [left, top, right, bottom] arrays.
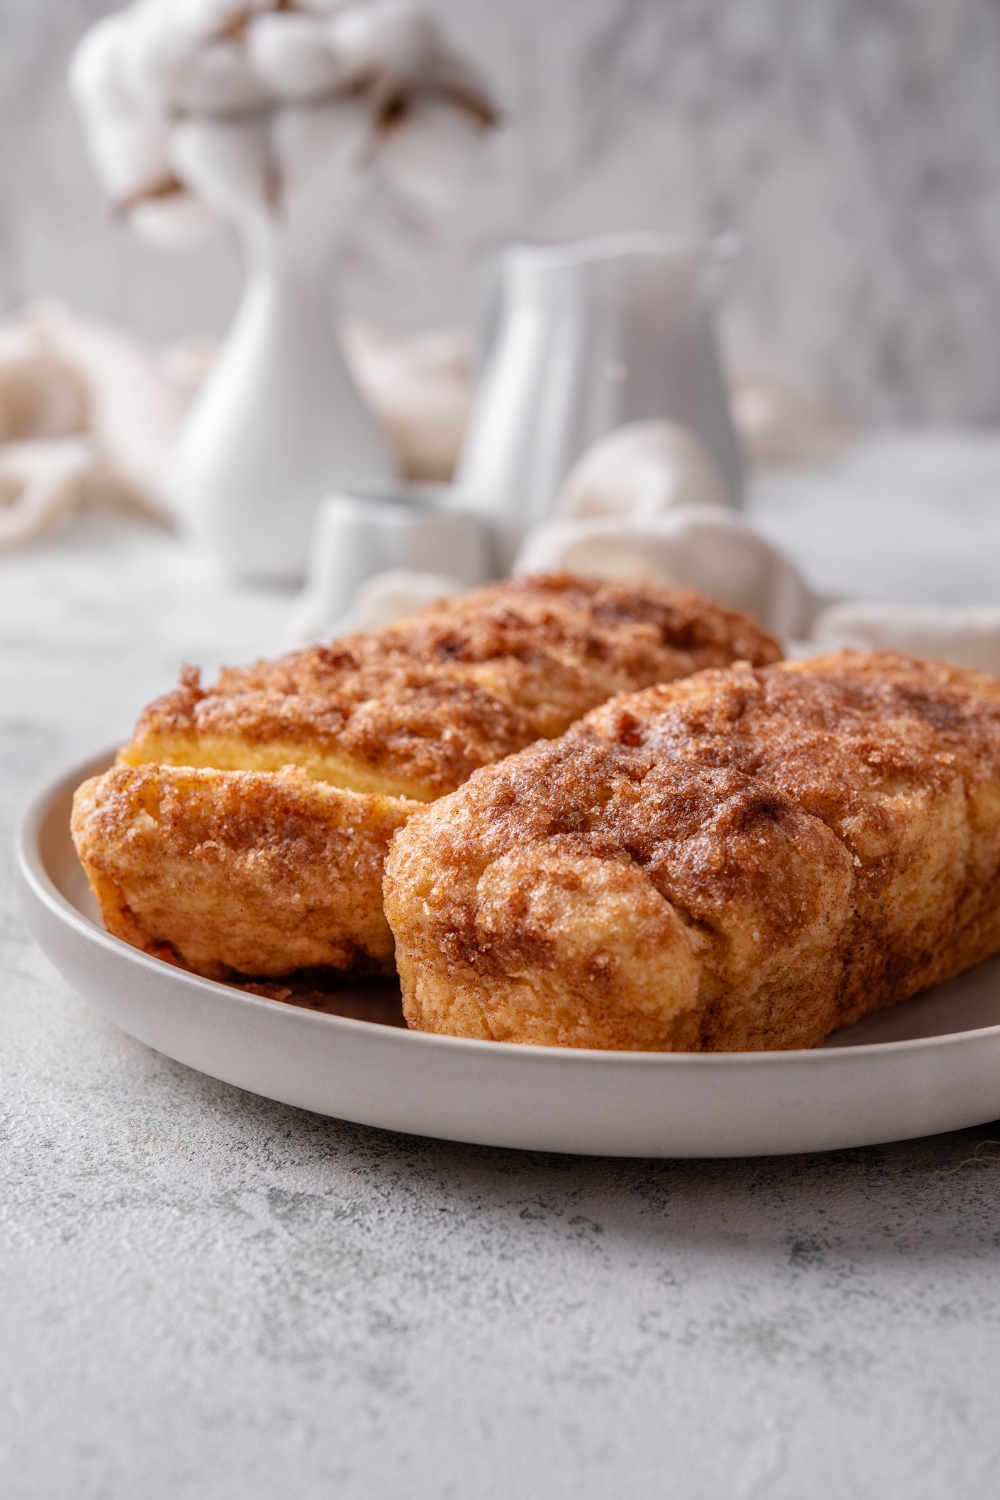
[[384, 650, 1000, 1051], [120, 574, 781, 799], [76, 574, 780, 980], [72, 763, 419, 979]]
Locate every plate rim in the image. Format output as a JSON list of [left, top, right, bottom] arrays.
[[18, 747, 1000, 1071]]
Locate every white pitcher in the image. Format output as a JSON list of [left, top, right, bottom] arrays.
[[455, 231, 744, 572], [172, 217, 395, 584]]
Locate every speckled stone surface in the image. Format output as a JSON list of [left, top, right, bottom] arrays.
[[5, 479, 1000, 1498]]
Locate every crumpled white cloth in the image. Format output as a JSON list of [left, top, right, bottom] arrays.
[[7, 310, 998, 679], [324, 566, 468, 637], [555, 420, 731, 520], [0, 306, 477, 549], [513, 428, 1000, 673], [0, 305, 863, 551], [312, 421, 1000, 677], [516, 508, 820, 641], [805, 600, 1000, 673], [0, 302, 207, 550], [342, 535, 1000, 677], [334, 349, 854, 491], [0, 440, 98, 551], [514, 422, 820, 641]]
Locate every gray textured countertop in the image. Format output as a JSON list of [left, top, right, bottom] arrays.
[[5, 443, 1000, 1499]]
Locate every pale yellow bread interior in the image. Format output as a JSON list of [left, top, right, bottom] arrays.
[[73, 763, 420, 979]]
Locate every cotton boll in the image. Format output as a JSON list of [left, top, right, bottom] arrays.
[[248, 14, 346, 102], [130, 191, 223, 249], [378, 97, 486, 208], [270, 101, 369, 226], [298, 0, 355, 15], [84, 112, 173, 202], [169, 0, 272, 47], [170, 117, 273, 218], [117, 0, 204, 104], [421, 46, 497, 122], [71, 0, 500, 262], [169, 39, 271, 115], [271, 100, 356, 182], [118, 0, 261, 101], [556, 422, 731, 523], [177, 0, 270, 27], [326, 3, 496, 122], [69, 13, 135, 122], [328, 2, 443, 87], [69, 10, 173, 202]]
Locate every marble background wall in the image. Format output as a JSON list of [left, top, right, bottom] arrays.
[[1, 0, 999, 423]]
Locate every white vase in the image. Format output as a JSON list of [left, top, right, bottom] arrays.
[[172, 218, 395, 583], [455, 231, 744, 573]]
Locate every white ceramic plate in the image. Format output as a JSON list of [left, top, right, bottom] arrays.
[[16, 752, 1000, 1157]]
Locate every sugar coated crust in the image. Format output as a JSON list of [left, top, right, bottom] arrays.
[[119, 574, 781, 800], [74, 575, 780, 979], [384, 651, 1000, 1051], [72, 763, 418, 979]]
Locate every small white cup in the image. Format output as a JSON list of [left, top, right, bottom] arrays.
[[288, 482, 491, 644]]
